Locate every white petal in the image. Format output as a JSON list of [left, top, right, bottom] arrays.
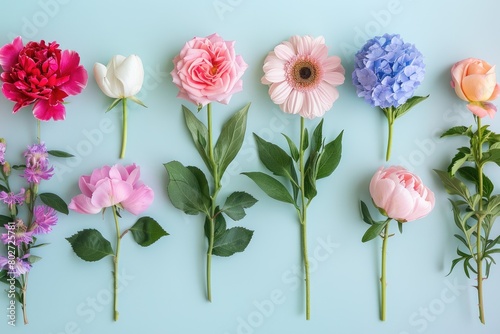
[[284, 89, 303, 115], [93, 63, 119, 98], [114, 55, 144, 97]]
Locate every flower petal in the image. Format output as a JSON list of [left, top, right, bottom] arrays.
[[0, 36, 23, 71], [121, 185, 154, 215], [113, 55, 144, 97], [68, 194, 102, 214], [90, 179, 133, 208]]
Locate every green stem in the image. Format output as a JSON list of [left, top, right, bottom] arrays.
[[205, 103, 219, 302], [119, 98, 128, 159], [476, 117, 485, 324], [385, 107, 394, 161], [22, 272, 28, 324], [298, 117, 311, 320], [380, 221, 390, 321], [111, 206, 121, 321], [37, 120, 41, 144]]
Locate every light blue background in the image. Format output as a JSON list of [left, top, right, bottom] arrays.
[[1, 0, 500, 333]]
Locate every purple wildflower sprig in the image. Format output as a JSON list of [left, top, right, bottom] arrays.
[[0, 140, 68, 325], [352, 33, 429, 161]]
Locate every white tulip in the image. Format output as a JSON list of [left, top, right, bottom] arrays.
[[94, 54, 144, 98]]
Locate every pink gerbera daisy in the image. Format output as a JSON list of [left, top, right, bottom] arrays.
[[261, 35, 345, 119]]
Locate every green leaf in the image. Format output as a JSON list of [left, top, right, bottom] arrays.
[[484, 148, 500, 167], [48, 150, 74, 158], [316, 131, 343, 179], [362, 220, 390, 242], [129, 96, 147, 108], [182, 105, 211, 174], [0, 215, 12, 225], [214, 103, 250, 177], [39, 192, 69, 215], [204, 208, 227, 240], [311, 119, 324, 152], [187, 166, 210, 202], [27, 255, 42, 264], [486, 195, 500, 217], [434, 169, 471, 201], [397, 222, 403, 234], [457, 166, 494, 198], [242, 172, 295, 206], [302, 128, 309, 151], [440, 126, 469, 138], [129, 216, 168, 247], [394, 95, 429, 119], [304, 150, 319, 200], [447, 151, 470, 176], [222, 191, 257, 221], [106, 98, 122, 112], [164, 161, 210, 216], [0, 184, 8, 193], [66, 229, 114, 262], [282, 134, 299, 162], [253, 134, 294, 178], [212, 226, 253, 257], [360, 201, 375, 225], [0, 271, 21, 288]]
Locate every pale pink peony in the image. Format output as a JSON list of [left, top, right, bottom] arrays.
[[0, 36, 88, 121], [68, 164, 154, 215], [261, 35, 345, 119], [171, 33, 247, 106], [369, 166, 434, 222], [451, 58, 500, 118]]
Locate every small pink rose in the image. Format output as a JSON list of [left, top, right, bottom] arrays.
[[69, 164, 154, 215], [171, 33, 247, 107], [369, 166, 434, 222], [451, 58, 500, 118]]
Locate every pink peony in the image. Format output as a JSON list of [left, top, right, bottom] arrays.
[[451, 58, 500, 118], [261, 35, 345, 119], [0, 36, 88, 121], [171, 33, 247, 106], [369, 166, 434, 222], [68, 164, 154, 215]]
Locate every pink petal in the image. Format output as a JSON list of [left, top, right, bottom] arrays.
[[120, 185, 154, 215], [59, 50, 88, 96], [68, 194, 102, 214], [274, 45, 295, 62], [488, 83, 500, 101], [0, 36, 23, 71], [269, 81, 293, 105], [283, 89, 303, 115], [78, 175, 94, 197], [461, 72, 497, 101], [467, 103, 492, 118], [90, 179, 133, 208], [32, 100, 66, 121]]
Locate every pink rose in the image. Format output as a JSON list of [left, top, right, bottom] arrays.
[[369, 166, 434, 222], [171, 33, 247, 106], [451, 58, 500, 118], [0, 36, 88, 121], [68, 164, 154, 215]]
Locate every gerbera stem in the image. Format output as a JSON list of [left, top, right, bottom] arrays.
[[111, 205, 121, 321], [385, 107, 394, 161], [475, 117, 485, 324], [380, 221, 390, 321], [298, 117, 311, 320], [119, 98, 128, 159]]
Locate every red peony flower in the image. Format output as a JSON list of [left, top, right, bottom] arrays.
[[0, 36, 88, 121]]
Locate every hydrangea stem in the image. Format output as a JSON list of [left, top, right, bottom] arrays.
[[380, 221, 390, 321], [111, 205, 121, 321], [299, 117, 311, 320], [475, 117, 485, 324], [119, 98, 128, 159], [385, 107, 394, 161]]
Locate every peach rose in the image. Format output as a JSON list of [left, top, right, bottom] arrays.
[[451, 58, 500, 118]]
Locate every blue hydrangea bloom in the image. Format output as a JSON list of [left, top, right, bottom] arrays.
[[352, 34, 425, 108]]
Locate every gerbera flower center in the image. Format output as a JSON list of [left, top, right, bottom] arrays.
[[290, 59, 320, 90]]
